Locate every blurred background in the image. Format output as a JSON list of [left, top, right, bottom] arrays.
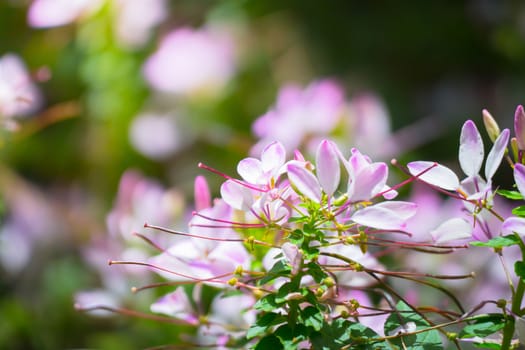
[[1, 1, 525, 349]]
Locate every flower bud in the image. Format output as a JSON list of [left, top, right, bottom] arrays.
[[482, 109, 501, 142], [514, 105, 525, 150]]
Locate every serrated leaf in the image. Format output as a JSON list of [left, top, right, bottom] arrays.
[[497, 189, 524, 200], [259, 260, 291, 285], [472, 342, 502, 349], [513, 206, 525, 218], [301, 306, 324, 331], [459, 314, 505, 339], [516, 261, 525, 281], [254, 294, 279, 312], [306, 262, 328, 283], [310, 319, 390, 349], [384, 301, 443, 350], [275, 282, 294, 303], [470, 235, 520, 248], [247, 312, 286, 339], [274, 323, 309, 350], [254, 335, 284, 350]]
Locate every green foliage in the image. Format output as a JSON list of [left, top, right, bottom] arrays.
[[459, 314, 506, 339], [384, 301, 443, 350], [470, 235, 520, 248], [497, 190, 524, 200], [512, 205, 525, 218]]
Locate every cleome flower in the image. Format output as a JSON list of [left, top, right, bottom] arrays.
[[406, 119, 510, 242]]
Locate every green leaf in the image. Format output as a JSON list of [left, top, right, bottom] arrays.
[[259, 260, 291, 285], [288, 229, 305, 245], [247, 312, 286, 339], [516, 261, 525, 281], [310, 319, 390, 349], [274, 323, 309, 350], [301, 306, 324, 331], [513, 206, 525, 218], [254, 294, 279, 312], [459, 314, 505, 340], [497, 189, 524, 200], [306, 262, 328, 283], [471, 342, 502, 349], [470, 235, 520, 248], [384, 301, 443, 350], [254, 335, 284, 350], [275, 282, 295, 303]]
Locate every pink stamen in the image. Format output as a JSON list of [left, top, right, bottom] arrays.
[[198, 162, 267, 192]]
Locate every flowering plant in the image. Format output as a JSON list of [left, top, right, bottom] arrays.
[[78, 106, 525, 350]]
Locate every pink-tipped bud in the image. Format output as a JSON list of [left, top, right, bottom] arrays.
[[316, 140, 340, 196], [194, 175, 211, 211], [482, 109, 501, 142], [514, 105, 525, 150]]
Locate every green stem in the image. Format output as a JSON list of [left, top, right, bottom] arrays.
[[501, 233, 525, 349]]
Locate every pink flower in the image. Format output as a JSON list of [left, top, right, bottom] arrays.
[[143, 27, 236, 96], [0, 54, 41, 120], [251, 79, 346, 155], [515, 105, 525, 151], [28, 0, 103, 28]]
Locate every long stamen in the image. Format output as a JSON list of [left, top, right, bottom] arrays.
[[144, 223, 245, 241], [198, 162, 266, 192], [191, 211, 266, 228], [109, 260, 232, 283]]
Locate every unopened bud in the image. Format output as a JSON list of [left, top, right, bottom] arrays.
[[482, 109, 501, 142], [227, 278, 238, 286], [322, 277, 335, 288], [511, 137, 520, 164], [234, 265, 243, 276], [285, 292, 303, 301], [515, 105, 525, 150]]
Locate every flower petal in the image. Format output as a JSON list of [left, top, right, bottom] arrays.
[[261, 141, 286, 173], [515, 163, 525, 198], [430, 217, 472, 243], [515, 105, 525, 150], [502, 217, 525, 236], [348, 163, 387, 201], [287, 163, 321, 202], [194, 175, 211, 211], [485, 129, 509, 180], [351, 201, 415, 231], [316, 140, 340, 196], [407, 161, 460, 191], [220, 180, 253, 211], [237, 157, 263, 184], [459, 120, 484, 177]]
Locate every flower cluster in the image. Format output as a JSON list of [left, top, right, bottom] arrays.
[[80, 105, 525, 349]]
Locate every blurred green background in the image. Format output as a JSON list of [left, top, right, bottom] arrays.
[[1, 1, 525, 349]]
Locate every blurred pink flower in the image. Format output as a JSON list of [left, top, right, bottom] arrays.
[[0, 54, 41, 121], [143, 27, 236, 96], [28, 0, 103, 28], [251, 79, 346, 155]]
